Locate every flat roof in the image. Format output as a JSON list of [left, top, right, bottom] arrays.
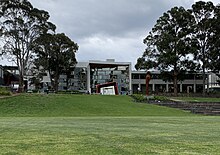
[[132, 70, 207, 75], [75, 62, 89, 68], [89, 60, 131, 69], [75, 60, 131, 68], [89, 60, 130, 64]]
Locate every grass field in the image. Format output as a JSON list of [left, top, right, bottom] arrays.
[[0, 94, 192, 117], [0, 117, 220, 155], [0, 94, 220, 154]]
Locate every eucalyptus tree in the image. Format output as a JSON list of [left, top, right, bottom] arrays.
[[34, 33, 78, 91], [135, 7, 196, 96], [209, 4, 220, 85], [189, 1, 215, 95], [0, 0, 55, 92]]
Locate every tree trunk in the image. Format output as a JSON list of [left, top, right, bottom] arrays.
[[202, 66, 206, 96], [17, 56, 25, 93], [54, 74, 59, 92], [54, 65, 60, 92], [18, 74, 24, 93], [48, 70, 55, 90], [202, 46, 206, 97], [66, 70, 71, 90], [173, 70, 178, 97]]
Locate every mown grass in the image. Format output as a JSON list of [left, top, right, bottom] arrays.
[[0, 94, 193, 117], [0, 94, 219, 154], [0, 117, 219, 155]]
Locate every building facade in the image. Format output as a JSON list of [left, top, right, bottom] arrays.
[[208, 72, 220, 88], [132, 71, 208, 94], [58, 59, 132, 94], [2, 60, 219, 94], [2, 66, 20, 86]]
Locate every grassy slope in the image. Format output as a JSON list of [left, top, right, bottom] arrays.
[[0, 95, 220, 154], [0, 94, 193, 117]]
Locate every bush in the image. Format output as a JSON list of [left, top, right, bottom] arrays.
[[0, 87, 11, 96], [130, 94, 147, 103], [153, 95, 168, 101], [130, 94, 169, 103]]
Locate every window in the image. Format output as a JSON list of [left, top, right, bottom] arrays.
[[140, 74, 146, 79], [132, 74, 139, 79]]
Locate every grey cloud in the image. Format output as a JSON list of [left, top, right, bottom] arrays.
[[30, 0, 193, 40], [28, 0, 194, 68], [2, 0, 217, 67]]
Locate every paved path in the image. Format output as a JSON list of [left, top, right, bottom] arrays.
[[0, 94, 20, 99]]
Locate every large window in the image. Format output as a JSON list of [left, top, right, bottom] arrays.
[[132, 74, 139, 79], [140, 74, 146, 79], [90, 65, 130, 94]]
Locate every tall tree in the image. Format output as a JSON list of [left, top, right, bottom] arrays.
[[0, 0, 55, 92], [34, 33, 78, 91], [135, 7, 196, 96], [209, 4, 220, 85], [190, 1, 215, 95]]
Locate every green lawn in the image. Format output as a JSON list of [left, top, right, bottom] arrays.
[[0, 94, 219, 154], [0, 117, 219, 155], [0, 94, 192, 117]]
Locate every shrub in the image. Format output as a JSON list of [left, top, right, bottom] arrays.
[[0, 87, 11, 96], [130, 94, 169, 103], [153, 95, 168, 101], [130, 94, 147, 103]]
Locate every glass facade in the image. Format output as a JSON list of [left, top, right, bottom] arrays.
[[68, 67, 87, 91], [90, 66, 130, 94]]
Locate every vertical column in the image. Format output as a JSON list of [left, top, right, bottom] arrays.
[[193, 74, 196, 93], [152, 84, 155, 92], [129, 63, 132, 94], [207, 74, 210, 92], [87, 64, 91, 93], [180, 83, 183, 93], [166, 83, 169, 92]]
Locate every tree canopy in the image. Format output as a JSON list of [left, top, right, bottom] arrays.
[[190, 1, 215, 95], [209, 4, 220, 84], [34, 33, 79, 91], [136, 6, 196, 96], [136, 1, 220, 96], [0, 0, 55, 91]]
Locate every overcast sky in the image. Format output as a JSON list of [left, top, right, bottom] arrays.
[[1, 0, 219, 69]]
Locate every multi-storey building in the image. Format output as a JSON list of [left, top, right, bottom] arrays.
[[58, 59, 132, 94], [132, 71, 207, 94], [2, 60, 219, 94]]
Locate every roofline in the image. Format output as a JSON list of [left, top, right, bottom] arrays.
[[132, 70, 209, 75], [89, 60, 131, 66]]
